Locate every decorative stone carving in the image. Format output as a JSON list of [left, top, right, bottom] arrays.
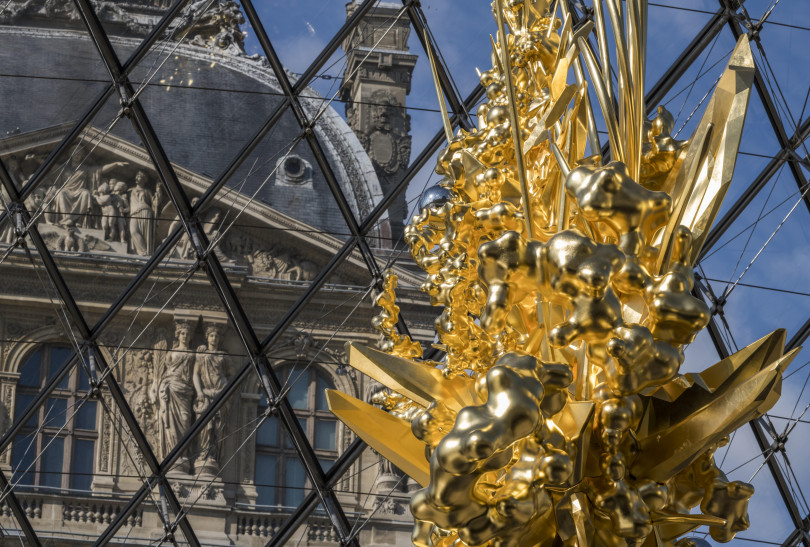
[[62, 501, 140, 526], [94, 180, 128, 243], [124, 349, 158, 447], [47, 155, 127, 228], [128, 170, 160, 256], [274, 154, 313, 187], [247, 246, 317, 281], [149, 320, 195, 473], [361, 89, 411, 177], [171, 0, 246, 55], [193, 323, 231, 476]]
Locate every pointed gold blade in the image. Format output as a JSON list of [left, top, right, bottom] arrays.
[[347, 343, 477, 412], [633, 348, 797, 482], [326, 390, 429, 486], [656, 35, 755, 271], [648, 329, 787, 404], [423, 26, 453, 143]]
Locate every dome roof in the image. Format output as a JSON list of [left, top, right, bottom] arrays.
[[0, 23, 386, 239]]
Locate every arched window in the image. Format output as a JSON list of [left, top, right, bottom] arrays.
[[254, 367, 338, 508], [11, 344, 98, 492]]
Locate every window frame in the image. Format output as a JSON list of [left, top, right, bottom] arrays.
[[12, 343, 98, 493], [254, 365, 339, 508]]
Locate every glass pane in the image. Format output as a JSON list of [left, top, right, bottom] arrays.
[[44, 397, 67, 428], [14, 393, 37, 428], [287, 375, 308, 409], [71, 438, 94, 491], [49, 346, 72, 390], [257, 414, 278, 447], [318, 458, 335, 474], [18, 350, 41, 387], [283, 417, 308, 449], [283, 457, 306, 508], [255, 454, 277, 506], [77, 366, 91, 392], [10, 433, 36, 486], [315, 374, 331, 410], [314, 419, 336, 451], [75, 400, 97, 431], [41, 435, 65, 489]]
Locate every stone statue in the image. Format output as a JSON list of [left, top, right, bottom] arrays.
[[192, 323, 231, 475], [49, 154, 126, 227], [129, 170, 158, 256], [150, 320, 195, 473], [57, 219, 86, 252], [94, 179, 129, 242]]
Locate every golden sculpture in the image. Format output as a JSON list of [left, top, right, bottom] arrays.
[[326, 1, 797, 545]]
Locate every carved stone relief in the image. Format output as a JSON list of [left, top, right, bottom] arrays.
[[193, 323, 231, 476], [0, 141, 324, 283]]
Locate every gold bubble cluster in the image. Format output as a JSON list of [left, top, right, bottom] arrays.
[[326, 1, 799, 545]]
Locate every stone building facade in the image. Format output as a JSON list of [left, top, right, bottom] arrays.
[[0, 1, 427, 545]]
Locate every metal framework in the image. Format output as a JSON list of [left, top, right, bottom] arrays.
[[0, 0, 808, 544]]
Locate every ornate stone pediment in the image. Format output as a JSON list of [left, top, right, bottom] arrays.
[[0, 123, 391, 285]]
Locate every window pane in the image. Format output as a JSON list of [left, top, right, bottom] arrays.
[[11, 433, 36, 486], [41, 435, 65, 488], [77, 367, 91, 392], [315, 419, 336, 450], [14, 393, 37, 428], [254, 454, 277, 506], [257, 415, 278, 446], [48, 347, 72, 390], [19, 350, 41, 387], [315, 375, 332, 410], [45, 398, 67, 428], [76, 401, 97, 430], [283, 417, 308, 449], [283, 457, 306, 508], [71, 439, 94, 491], [287, 377, 308, 409], [318, 458, 335, 473]]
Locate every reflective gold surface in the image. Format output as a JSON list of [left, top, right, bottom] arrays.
[[330, 1, 789, 545]]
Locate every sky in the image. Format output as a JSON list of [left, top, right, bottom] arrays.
[[240, 2, 810, 543]]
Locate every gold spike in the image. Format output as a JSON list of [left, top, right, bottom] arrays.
[[423, 26, 454, 143], [546, 83, 578, 129], [554, 12, 572, 69], [326, 390, 429, 486], [649, 510, 726, 527], [682, 35, 755, 264], [546, 0, 559, 40], [656, 35, 755, 272], [592, 0, 614, 106], [495, 0, 534, 238], [577, 36, 623, 161], [646, 329, 788, 406], [655, 122, 715, 273], [556, 401, 594, 482], [551, 57, 570, 100], [346, 343, 477, 412], [634, 347, 798, 482], [550, 140, 571, 177]]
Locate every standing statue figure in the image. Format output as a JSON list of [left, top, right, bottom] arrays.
[[193, 324, 230, 475], [49, 154, 126, 227], [150, 320, 195, 474], [129, 170, 161, 256]]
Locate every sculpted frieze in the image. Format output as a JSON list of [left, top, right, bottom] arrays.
[[121, 319, 234, 478], [0, 142, 323, 283]]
